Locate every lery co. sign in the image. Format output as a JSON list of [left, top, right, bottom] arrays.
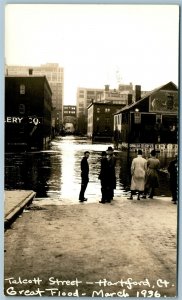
[[5, 116, 42, 125]]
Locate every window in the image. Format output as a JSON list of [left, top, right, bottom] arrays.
[[79, 91, 84, 97], [96, 117, 100, 121], [52, 74, 57, 81], [20, 84, 25, 94], [19, 104, 25, 114], [114, 116, 117, 126], [97, 108, 100, 113], [105, 108, 110, 113]]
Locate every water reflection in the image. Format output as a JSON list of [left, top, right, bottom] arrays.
[[5, 136, 175, 202], [49, 136, 109, 202]]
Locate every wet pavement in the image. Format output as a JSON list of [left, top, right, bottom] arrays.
[[4, 137, 178, 297], [4, 193, 177, 297], [5, 136, 175, 204]]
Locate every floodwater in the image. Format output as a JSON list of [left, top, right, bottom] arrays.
[[5, 136, 175, 204]]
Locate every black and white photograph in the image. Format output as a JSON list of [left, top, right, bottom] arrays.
[[4, 3, 179, 297]]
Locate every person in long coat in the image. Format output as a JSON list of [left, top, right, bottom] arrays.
[[143, 149, 160, 199], [128, 149, 147, 200], [79, 151, 90, 202], [107, 146, 116, 202], [98, 151, 110, 204], [167, 155, 178, 204]]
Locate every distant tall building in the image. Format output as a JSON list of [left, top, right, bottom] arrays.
[[76, 84, 136, 118], [118, 82, 133, 93], [97, 84, 133, 105], [63, 105, 76, 117], [6, 63, 64, 133], [76, 87, 104, 118], [76, 88, 104, 133], [63, 105, 77, 133], [76, 83, 148, 135]]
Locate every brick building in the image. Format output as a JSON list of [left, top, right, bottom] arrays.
[[5, 76, 52, 150]]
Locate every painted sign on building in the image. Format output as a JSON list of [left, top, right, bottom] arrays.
[[149, 90, 178, 113], [5, 116, 42, 125]]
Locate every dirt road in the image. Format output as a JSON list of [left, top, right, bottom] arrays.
[[4, 196, 177, 297]]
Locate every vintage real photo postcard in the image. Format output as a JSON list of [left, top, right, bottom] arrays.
[[4, 3, 179, 298]]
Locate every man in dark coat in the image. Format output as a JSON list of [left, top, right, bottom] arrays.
[[168, 155, 178, 204], [107, 146, 116, 202], [98, 151, 109, 204], [79, 151, 90, 202]]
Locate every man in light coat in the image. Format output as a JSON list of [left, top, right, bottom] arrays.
[[128, 149, 147, 200]]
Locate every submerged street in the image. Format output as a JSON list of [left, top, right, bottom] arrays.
[[4, 136, 178, 297], [5, 136, 172, 204]]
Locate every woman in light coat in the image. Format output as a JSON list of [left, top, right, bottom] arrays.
[[128, 149, 147, 200], [143, 150, 160, 199]]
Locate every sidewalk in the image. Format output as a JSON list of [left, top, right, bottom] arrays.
[[4, 192, 177, 297], [4, 190, 36, 227]]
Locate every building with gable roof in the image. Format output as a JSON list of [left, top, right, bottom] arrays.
[[114, 82, 178, 151]]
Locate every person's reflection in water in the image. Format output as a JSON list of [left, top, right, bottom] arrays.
[[35, 153, 51, 197]]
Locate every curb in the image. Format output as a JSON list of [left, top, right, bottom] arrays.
[[5, 191, 36, 229]]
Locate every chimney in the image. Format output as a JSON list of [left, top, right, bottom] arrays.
[[29, 68, 33, 75], [128, 94, 132, 105], [135, 85, 141, 101], [105, 84, 109, 91]]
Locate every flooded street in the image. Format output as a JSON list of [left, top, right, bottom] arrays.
[[5, 136, 173, 204], [4, 137, 177, 297]]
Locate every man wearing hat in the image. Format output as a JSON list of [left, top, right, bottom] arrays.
[[106, 146, 116, 202]]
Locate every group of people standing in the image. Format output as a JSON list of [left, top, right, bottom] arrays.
[[78, 147, 178, 205], [128, 149, 160, 201], [128, 149, 178, 203], [79, 146, 116, 203]]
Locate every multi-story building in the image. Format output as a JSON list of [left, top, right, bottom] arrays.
[[5, 76, 52, 151], [96, 84, 133, 105], [76, 83, 149, 135], [63, 105, 76, 117], [77, 88, 104, 117], [76, 87, 104, 134], [87, 101, 125, 141], [118, 82, 133, 93], [76, 83, 142, 116], [63, 105, 77, 133], [6, 63, 64, 134]]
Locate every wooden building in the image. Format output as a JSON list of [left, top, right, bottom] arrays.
[[114, 82, 178, 151]]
